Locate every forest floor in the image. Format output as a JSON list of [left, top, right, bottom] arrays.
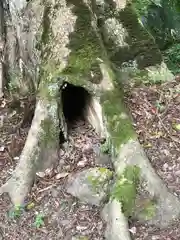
[[126, 77, 180, 239], [0, 77, 180, 240], [0, 98, 106, 240]]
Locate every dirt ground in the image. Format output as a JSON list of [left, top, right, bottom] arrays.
[[0, 77, 180, 239]]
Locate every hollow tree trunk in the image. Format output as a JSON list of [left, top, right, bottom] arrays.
[[1, 0, 180, 240]]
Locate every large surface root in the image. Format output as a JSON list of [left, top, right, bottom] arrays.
[[0, 99, 59, 205], [102, 200, 131, 240], [114, 139, 180, 228], [0, 120, 106, 239]]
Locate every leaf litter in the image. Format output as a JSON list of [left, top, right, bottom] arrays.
[[125, 78, 180, 239], [0, 96, 107, 240], [0, 77, 180, 239]]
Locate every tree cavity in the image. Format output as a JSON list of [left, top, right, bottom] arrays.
[[60, 81, 106, 143], [61, 82, 91, 128]]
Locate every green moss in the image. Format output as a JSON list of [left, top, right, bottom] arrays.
[[138, 199, 156, 220], [36, 0, 52, 54], [98, 1, 162, 69], [37, 0, 105, 92], [9, 204, 24, 219], [100, 138, 112, 154], [37, 60, 64, 101], [37, 0, 107, 93], [87, 168, 113, 193], [111, 165, 140, 217], [36, 2, 62, 98], [100, 62, 135, 149], [61, 0, 103, 86], [101, 86, 135, 149], [98, 167, 113, 177]]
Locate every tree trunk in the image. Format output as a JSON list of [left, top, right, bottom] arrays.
[[0, 0, 6, 97], [0, 0, 179, 239], [93, 0, 174, 83], [3, 0, 42, 96]]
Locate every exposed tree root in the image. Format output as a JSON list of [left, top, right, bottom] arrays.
[[0, 98, 59, 205], [102, 200, 131, 240], [101, 138, 180, 240], [114, 139, 180, 228]]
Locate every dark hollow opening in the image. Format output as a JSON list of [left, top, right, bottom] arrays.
[[61, 82, 91, 127]]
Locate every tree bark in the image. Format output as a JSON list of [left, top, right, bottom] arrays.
[[2, 0, 42, 96], [93, 0, 162, 69], [92, 0, 174, 83], [0, 0, 6, 97]]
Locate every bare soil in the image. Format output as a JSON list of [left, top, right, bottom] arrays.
[[0, 77, 180, 239]]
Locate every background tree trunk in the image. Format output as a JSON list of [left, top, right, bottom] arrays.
[[0, 0, 6, 97]]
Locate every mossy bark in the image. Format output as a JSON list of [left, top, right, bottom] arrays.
[[92, 0, 174, 83], [93, 0, 162, 68]]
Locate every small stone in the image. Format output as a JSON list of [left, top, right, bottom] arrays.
[[82, 144, 92, 153], [51, 188, 59, 198], [162, 149, 170, 156]]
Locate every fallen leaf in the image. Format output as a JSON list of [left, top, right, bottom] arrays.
[[55, 172, 69, 179], [143, 143, 152, 148], [26, 202, 35, 210], [45, 167, 53, 175], [129, 226, 137, 234], [0, 146, 5, 152], [150, 131, 163, 138], [36, 172, 45, 178], [151, 107, 157, 114], [174, 124, 180, 131]]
